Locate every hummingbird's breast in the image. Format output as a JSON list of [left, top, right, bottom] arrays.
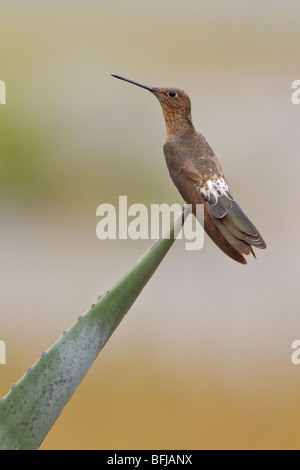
[[163, 132, 218, 178]]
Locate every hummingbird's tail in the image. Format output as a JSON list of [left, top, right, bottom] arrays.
[[202, 198, 266, 264], [202, 209, 249, 264]]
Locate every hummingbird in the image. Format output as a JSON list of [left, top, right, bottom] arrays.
[[111, 74, 266, 264]]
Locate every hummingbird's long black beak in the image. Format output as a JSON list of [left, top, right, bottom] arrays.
[[111, 74, 157, 92]]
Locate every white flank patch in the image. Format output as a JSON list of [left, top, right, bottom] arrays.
[[200, 177, 231, 204]]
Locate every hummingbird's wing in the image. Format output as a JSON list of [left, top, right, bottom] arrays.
[[165, 155, 266, 264]]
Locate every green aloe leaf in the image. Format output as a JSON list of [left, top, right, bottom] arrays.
[[0, 205, 190, 450]]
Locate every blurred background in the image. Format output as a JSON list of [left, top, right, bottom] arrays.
[[1, 0, 300, 450]]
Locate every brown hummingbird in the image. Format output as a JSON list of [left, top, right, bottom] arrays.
[[111, 74, 266, 264]]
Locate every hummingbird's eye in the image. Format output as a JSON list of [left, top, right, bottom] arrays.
[[168, 91, 176, 98]]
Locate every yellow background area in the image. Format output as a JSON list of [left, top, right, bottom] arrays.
[[1, 0, 300, 450]]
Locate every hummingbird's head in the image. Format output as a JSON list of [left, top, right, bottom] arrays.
[[111, 75, 194, 136], [151, 87, 192, 128]]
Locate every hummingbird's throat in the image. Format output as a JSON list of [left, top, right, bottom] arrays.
[[162, 109, 194, 139]]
